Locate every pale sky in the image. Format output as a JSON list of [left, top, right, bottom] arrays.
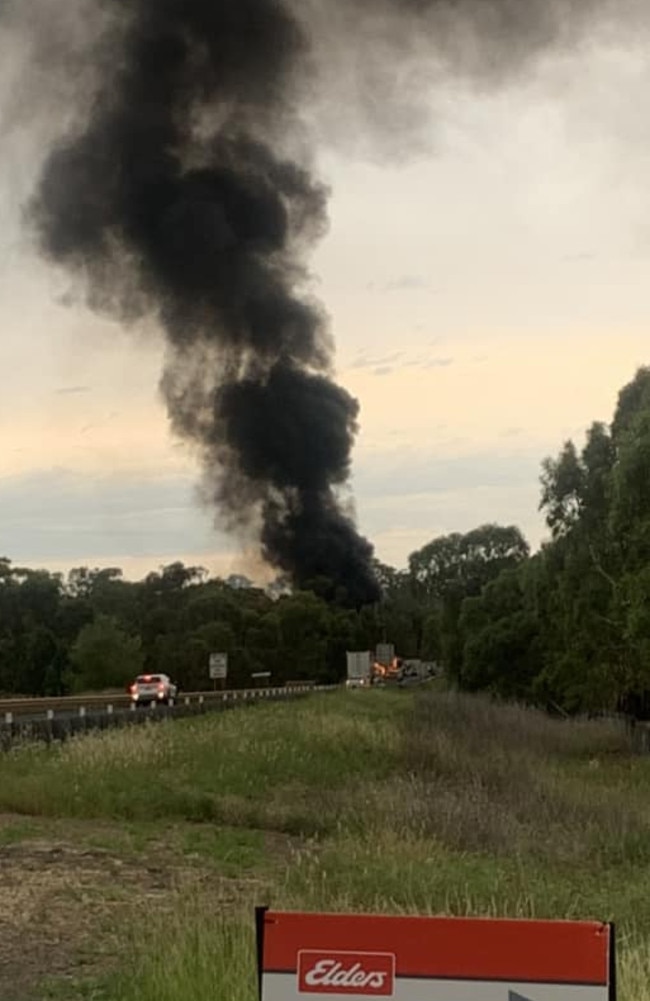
[[1, 16, 650, 580]]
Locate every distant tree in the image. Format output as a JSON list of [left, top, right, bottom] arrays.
[[144, 562, 207, 593], [459, 566, 541, 699], [69, 615, 144, 692], [408, 524, 529, 678], [540, 441, 585, 538]]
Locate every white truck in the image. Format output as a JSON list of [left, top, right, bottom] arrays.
[[345, 651, 372, 688]]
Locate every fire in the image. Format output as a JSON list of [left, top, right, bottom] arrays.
[[371, 657, 401, 683]]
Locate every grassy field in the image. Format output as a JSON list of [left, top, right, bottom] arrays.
[[0, 689, 649, 999]]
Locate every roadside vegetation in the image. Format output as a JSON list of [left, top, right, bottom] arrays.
[[1, 688, 650, 1000]]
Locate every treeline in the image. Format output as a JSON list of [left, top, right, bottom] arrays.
[[5, 366, 650, 711], [378, 366, 650, 716], [0, 561, 386, 695], [0, 522, 527, 697], [456, 366, 650, 715]]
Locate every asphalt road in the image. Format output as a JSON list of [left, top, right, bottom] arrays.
[[0, 686, 329, 746]]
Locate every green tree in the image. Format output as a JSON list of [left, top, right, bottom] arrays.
[[408, 524, 529, 678], [460, 567, 541, 700], [69, 615, 144, 692]]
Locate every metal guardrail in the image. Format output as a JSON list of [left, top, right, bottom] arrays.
[[0, 685, 338, 749]]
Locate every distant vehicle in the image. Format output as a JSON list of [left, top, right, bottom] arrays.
[[129, 673, 178, 706], [346, 651, 372, 688], [345, 676, 368, 689]]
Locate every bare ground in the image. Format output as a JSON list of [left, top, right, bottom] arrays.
[[0, 816, 284, 1000]]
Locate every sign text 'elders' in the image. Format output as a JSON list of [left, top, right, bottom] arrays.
[[257, 910, 615, 1001]]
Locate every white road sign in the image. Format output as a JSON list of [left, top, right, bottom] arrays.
[[209, 652, 228, 680]]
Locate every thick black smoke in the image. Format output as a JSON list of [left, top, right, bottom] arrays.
[[27, 0, 613, 606], [30, 0, 379, 606]]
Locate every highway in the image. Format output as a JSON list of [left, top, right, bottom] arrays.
[[0, 685, 333, 747]]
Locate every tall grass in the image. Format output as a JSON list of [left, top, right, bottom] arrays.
[[0, 694, 403, 832], [398, 691, 648, 865], [113, 905, 257, 1001], [9, 688, 650, 1001]]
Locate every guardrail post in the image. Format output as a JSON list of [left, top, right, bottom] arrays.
[[107, 704, 113, 715], [4, 712, 12, 725], [130, 701, 136, 711], [169, 697, 174, 708], [79, 706, 86, 718], [184, 696, 190, 706], [46, 709, 54, 721]]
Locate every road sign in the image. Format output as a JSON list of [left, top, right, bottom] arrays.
[[257, 910, 615, 1000], [209, 652, 228, 680]]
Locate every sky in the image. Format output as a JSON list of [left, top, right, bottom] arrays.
[[1, 13, 650, 580]]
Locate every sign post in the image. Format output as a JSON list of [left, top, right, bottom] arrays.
[[257, 909, 615, 1000], [209, 652, 228, 691]]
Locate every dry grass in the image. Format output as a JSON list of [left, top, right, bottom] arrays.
[[397, 690, 647, 865]]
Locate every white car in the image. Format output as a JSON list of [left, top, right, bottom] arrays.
[[130, 673, 178, 706]]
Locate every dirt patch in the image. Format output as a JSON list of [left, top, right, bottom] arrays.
[[0, 834, 272, 1000]]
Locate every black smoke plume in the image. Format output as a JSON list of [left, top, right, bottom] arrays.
[[29, 0, 380, 606], [26, 0, 613, 606]]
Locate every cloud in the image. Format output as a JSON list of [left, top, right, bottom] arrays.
[[372, 354, 453, 374], [0, 443, 551, 575], [421, 356, 453, 369], [352, 448, 542, 500], [0, 467, 228, 563], [561, 252, 597, 263], [347, 349, 453, 374], [350, 447, 548, 565], [54, 385, 91, 395], [350, 350, 404, 370], [364, 275, 438, 294], [369, 479, 545, 568]]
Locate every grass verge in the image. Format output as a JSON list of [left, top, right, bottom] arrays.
[[3, 689, 650, 1000]]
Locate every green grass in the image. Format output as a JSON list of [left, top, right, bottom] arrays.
[[0, 818, 39, 845], [107, 912, 257, 1001], [0, 694, 404, 832], [7, 689, 650, 1000]]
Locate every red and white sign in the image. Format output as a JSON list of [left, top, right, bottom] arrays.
[[257, 910, 615, 1001]]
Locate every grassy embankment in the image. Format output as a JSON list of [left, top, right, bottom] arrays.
[[0, 689, 649, 999]]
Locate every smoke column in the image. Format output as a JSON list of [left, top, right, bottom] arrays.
[[30, 0, 380, 606], [27, 0, 613, 604]]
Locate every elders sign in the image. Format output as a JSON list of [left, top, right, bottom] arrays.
[[256, 910, 615, 1000]]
